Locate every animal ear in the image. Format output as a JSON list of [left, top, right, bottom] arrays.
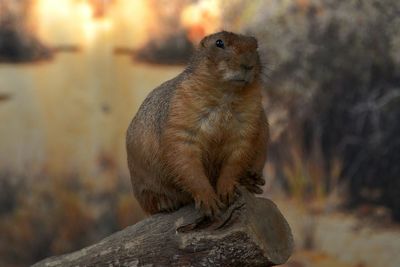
[[200, 36, 208, 48]]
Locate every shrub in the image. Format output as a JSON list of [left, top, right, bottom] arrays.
[[229, 0, 400, 219]]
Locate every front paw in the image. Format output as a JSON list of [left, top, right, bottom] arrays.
[[194, 191, 224, 218], [217, 177, 239, 206], [240, 172, 265, 194]]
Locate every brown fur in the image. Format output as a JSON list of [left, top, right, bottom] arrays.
[[126, 31, 269, 216]]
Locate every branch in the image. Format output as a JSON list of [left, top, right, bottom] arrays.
[[33, 189, 293, 267]]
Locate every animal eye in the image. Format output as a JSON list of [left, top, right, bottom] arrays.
[[215, 39, 224, 48]]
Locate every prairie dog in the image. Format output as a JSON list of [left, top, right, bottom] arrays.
[[126, 31, 268, 216]]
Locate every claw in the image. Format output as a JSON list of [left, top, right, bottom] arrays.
[[239, 172, 265, 193], [217, 178, 238, 207], [251, 185, 264, 194], [195, 193, 224, 218], [254, 177, 266, 186]]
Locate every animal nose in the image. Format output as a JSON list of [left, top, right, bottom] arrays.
[[241, 64, 254, 71]]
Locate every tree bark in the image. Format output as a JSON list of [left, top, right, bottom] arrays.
[[33, 189, 293, 267]]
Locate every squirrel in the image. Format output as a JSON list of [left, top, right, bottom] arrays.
[[126, 31, 269, 217]]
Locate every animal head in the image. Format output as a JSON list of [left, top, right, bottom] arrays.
[[195, 31, 261, 88]]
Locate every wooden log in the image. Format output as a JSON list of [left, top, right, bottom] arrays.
[[33, 188, 293, 267]]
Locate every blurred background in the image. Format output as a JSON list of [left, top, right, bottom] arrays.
[[0, 0, 399, 266]]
